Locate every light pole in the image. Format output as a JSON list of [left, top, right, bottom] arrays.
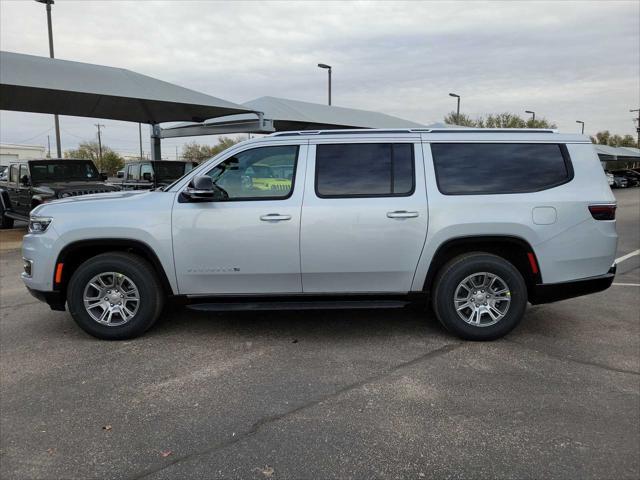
[[576, 120, 585, 134], [631, 108, 640, 149], [317, 63, 332, 105], [525, 110, 536, 127], [449, 93, 460, 124], [35, 0, 61, 158]]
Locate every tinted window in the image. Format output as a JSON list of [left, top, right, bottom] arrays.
[[30, 161, 100, 183], [315, 143, 414, 197], [431, 143, 571, 195], [205, 145, 298, 200]]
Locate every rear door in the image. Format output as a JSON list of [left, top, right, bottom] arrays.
[[300, 140, 429, 293]]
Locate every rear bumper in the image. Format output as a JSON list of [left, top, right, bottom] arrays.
[[529, 264, 616, 305], [27, 287, 66, 311]]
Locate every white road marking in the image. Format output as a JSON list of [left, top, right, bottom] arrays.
[[612, 283, 640, 287], [615, 249, 640, 264]]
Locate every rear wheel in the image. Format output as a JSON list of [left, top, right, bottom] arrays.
[[0, 205, 14, 229], [432, 253, 527, 341], [67, 252, 164, 340]]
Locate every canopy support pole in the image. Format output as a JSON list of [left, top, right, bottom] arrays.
[[150, 124, 161, 160]]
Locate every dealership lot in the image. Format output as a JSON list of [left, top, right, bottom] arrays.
[[0, 189, 638, 479]]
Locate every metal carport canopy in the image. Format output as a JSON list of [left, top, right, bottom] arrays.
[[0, 51, 258, 158], [160, 96, 425, 138]]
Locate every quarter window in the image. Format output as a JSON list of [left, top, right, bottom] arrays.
[[205, 145, 298, 200], [315, 143, 415, 197], [431, 143, 572, 195]]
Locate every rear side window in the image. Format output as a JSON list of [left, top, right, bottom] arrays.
[[315, 143, 415, 197], [431, 143, 572, 195]]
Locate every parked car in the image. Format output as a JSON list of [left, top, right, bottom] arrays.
[[0, 159, 120, 228], [613, 169, 640, 187], [118, 160, 198, 190], [605, 172, 615, 187], [611, 173, 629, 188], [22, 129, 617, 341]]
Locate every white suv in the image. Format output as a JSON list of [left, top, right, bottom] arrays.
[[21, 129, 618, 341]]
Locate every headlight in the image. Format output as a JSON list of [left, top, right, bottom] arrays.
[[28, 216, 53, 234]]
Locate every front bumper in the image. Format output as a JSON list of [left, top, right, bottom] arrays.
[[529, 264, 616, 305], [27, 287, 66, 311]]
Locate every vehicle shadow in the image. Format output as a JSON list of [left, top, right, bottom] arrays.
[[150, 304, 448, 343]]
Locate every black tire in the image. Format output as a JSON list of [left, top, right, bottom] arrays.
[[432, 253, 527, 341], [0, 205, 14, 229], [67, 252, 164, 340]]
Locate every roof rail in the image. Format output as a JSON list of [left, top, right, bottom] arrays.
[[270, 128, 559, 137]]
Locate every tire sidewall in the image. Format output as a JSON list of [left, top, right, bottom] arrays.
[[434, 254, 527, 340], [67, 254, 161, 340]]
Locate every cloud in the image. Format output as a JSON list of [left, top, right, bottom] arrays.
[[1, 0, 638, 155]]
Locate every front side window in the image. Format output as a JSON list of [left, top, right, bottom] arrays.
[[127, 164, 140, 181], [431, 143, 572, 195], [9, 165, 18, 183], [205, 145, 298, 200], [315, 143, 415, 198]]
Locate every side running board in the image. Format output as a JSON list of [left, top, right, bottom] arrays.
[[187, 300, 411, 312]]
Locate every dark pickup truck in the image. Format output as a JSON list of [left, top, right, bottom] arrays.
[[0, 159, 120, 228], [117, 160, 198, 190]]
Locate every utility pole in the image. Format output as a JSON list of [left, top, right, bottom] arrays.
[[175, 145, 178, 160], [138, 123, 144, 159], [95, 124, 105, 162], [47, 135, 51, 158], [36, 0, 62, 158], [632, 108, 640, 149]]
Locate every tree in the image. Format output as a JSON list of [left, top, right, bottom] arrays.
[[444, 112, 556, 129], [591, 131, 636, 147], [181, 136, 242, 163], [65, 141, 124, 175]]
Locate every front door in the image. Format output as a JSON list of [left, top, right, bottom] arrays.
[[17, 164, 32, 216], [172, 143, 306, 295], [300, 141, 429, 293]]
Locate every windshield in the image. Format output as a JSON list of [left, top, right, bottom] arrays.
[[30, 161, 101, 183]]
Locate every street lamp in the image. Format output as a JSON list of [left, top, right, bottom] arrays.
[[317, 63, 332, 105], [449, 93, 460, 124], [525, 110, 536, 126], [576, 120, 585, 134], [35, 0, 61, 158]]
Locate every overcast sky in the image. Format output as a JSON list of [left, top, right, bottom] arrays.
[[1, 0, 638, 158]]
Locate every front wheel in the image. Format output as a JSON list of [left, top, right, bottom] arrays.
[[432, 253, 528, 341], [67, 252, 164, 340]]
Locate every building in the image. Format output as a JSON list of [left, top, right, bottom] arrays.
[[0, 143, 47, 166]]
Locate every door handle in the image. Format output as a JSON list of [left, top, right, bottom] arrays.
[[387, 210, 419, 219], [260, 213, 292, 222]]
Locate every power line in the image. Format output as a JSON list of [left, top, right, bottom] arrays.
[[13, 127, 53, 144]]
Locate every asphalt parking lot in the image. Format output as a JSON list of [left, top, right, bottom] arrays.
[[1, 189, 638, 480]]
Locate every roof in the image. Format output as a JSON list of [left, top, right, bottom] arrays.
[[0, 51, 254, 123]]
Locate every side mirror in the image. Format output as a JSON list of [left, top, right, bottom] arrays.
[[20, 175, 30, 187], [182, 175, 227, 202], [142, 172, 152, 181], [100, 172, 108, 181]]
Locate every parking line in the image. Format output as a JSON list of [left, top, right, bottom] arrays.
[[615, 249, 640, 264], [612, 283, 640, 287]]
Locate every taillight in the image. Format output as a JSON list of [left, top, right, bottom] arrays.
[[589, 204, 616, 220]]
